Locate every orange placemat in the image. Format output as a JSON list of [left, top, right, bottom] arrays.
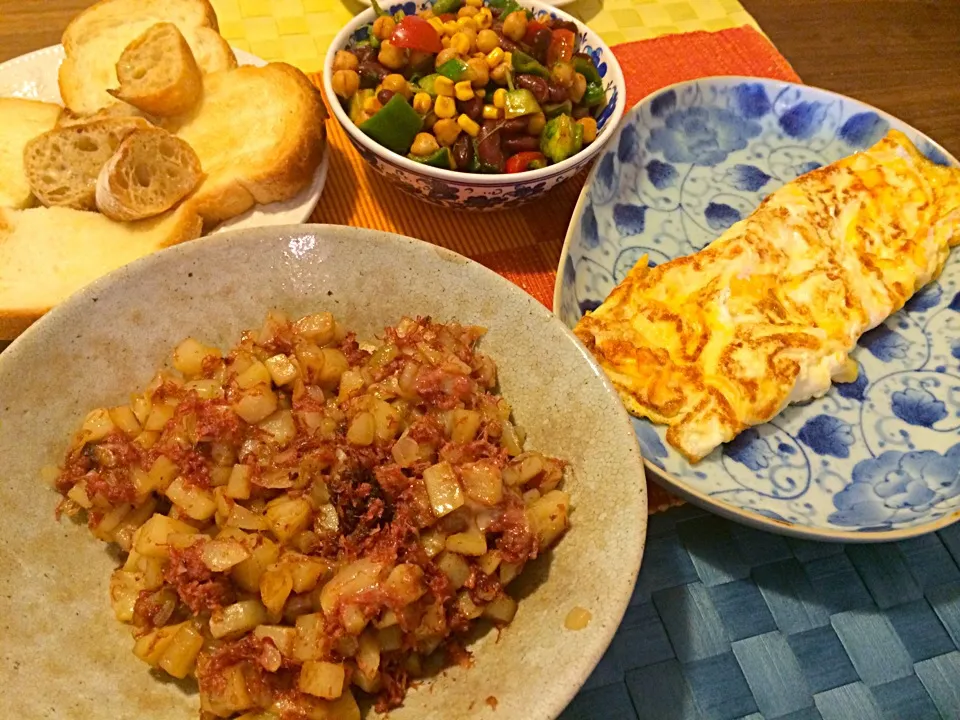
[[309, 25, 801, 513]]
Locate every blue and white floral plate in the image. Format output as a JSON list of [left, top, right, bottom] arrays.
[[554, 76, 960, 542]]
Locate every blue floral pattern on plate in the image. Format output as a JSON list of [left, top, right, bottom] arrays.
[[554, 77, 960, 540]]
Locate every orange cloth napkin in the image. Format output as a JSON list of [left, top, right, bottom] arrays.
[[308, 26, 801, 514]]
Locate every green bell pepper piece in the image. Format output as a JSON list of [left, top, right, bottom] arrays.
[[572, 55, 602, 85], [511, 50, 550, 80], [488, 0, 525, 17], [431, 0, 462, 14], [371, 0, 387, 17], [582, 81, 606, 108], [543, 100, 572, 119], [417, 74, 440, 96], [408, 147, 455, 169], [503, 88, 541, 119], [348, 89, 376, 125], [436, 58, 471, 82], [359, 94, 424, 154], [540, 114, 583, 163]]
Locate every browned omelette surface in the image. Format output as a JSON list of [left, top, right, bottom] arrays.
[[575, 130, 960, 462]]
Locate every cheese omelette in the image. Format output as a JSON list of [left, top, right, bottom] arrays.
[[574, 130, 960, 463]]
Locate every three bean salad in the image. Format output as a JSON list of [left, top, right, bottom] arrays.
[[330, 0, 608, 173]]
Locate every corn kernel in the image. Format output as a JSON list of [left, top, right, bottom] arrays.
[[485, 47, 504, 69], [493, 88, 507, 109], [454, 80, 475, 102], [434, 95, 457, 119], [465, 0, 483, 6], [433, 118, 462, 147], [527, 111, 546, 136], [434, 76, 455, 97], [475, 89, 486, 98], [476, 7, 493, 29], [457, 16, 479, 32], [503, 51, 513, 68], [362, 96, 382, 114], [441, 35, 451, 48], [482, 104, 500, 120], [413, 92, 433, 114], [428, 17, 444, 34], [450, 32, 471, 55], [457, 114, 481, 137], [578, 117, 598, 143], [442, 20, 459, 36]]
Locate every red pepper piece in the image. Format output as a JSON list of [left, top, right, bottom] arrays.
[[547, 28, 576, 65], [390, 15, 443, 54], [505, 151, 547, 173]]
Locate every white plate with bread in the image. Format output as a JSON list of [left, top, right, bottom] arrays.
[[0, 0, 329, 343]]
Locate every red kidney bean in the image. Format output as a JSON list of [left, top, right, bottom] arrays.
[[354, 46, 376, 64], [476, 121, 505, 171], [548, 82, 569, 103], [377, 89, 396, 106], [553, 20, 579, 33], [499, 36, 520, 53], [502, 135, 540, 154], [405, 51, 434, 79], [531, 27, 552, 63], [572, 105, 591, 119], [453, 134, 474, 170], [358, 60, 389, 89], [457, 95, 483, 121], [501, 117, 529, 134], [515, 74, 549, 104]]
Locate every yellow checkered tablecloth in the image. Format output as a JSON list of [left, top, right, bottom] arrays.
[[210, 0, 758, 73]]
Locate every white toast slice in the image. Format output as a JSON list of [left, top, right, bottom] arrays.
[[0, 98, 63, 209]]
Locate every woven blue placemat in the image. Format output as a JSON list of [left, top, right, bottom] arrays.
[[561, 504, 960, 720]]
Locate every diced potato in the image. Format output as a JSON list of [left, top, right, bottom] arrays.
[[294, 312, 335, 345], [499, 561, 521, 586], [236, 361, 272, 390], [445, 525, 487, 556], [91, 503, 132, 542], [260, 565, 294, 615], [109, 405, 141, 435], [500, 420, 523, 456], [526, 489, 570, 550], [456, 591, 484, 620], [259, 410, 297, 447], [483, 594, 518, 624], [314, 503, 339, 534], [232, 537, 280, 593], [66, 482, 93, 509], [133, 455, 178, 497], [318, 349, 349, 387], [133, 430, 160, 450], [378, 624, 403, 652], [423, 462, 464, 518], [436, 551, 470, 589], [391, 435, 420, 468], [139, 556, 165, 590], [173, 337, 221, 378], [271, 687, 361, 720], [201, 538, 251, 572], [265, 497, 312, 542], [419, 528, 447, 558], [109, 569, 143, 622], [209, 600, 268, 639], [112, 498, 158, 551], [319, 558, 385, 617], [346, 412, 375, 446], [227, 503, 268, 531], [133, 622, 183, 667], [265, 353, 299, 386], [460, 461, 504, 505], [287, 554, 332, 594], [159, 622, 205, 678], [130, 393, 152, 425], [338, 369, 365, 402], [254, 624, 297, 657], [225, 463, 253, 500], [81, 408, 115, 443], [371, 399, 401, 441], [356, 630, 380, 680], [166, 477, 217, 521], [293, 612, 327, 662], [383, 564, 426, 604], [478, 550, 502, 575], [200, 663, 254, 717], [450, 409, 481, 444], [184, 379, 224, 400], [233, 386, 279, 424], [144, 402, 177, 431], [299, 661, 346, 700]]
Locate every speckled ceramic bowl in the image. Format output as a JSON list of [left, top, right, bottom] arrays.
[[0, 225, 645, 720], [323, 0, 625, 210]]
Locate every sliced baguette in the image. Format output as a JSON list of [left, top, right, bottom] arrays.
[[108, 23, 203, 116], [59, 0, 236, 115], [96, 127, 204, 221], [167, 62, 327, 226], [0, 98, 63, 209], [0, 204, 202, 340], [23, 117, 152, 210], [57, 101, 157, 128]]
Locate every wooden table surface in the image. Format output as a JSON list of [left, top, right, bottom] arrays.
[[1, 0, 958, 152]]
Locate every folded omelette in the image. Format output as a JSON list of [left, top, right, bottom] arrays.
[[575, 130, 960, 463]]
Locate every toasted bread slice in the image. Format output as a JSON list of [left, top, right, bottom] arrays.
[[96, 127, 204, 221], [57, 102, 157, 128], [59, 0, 236, 115], [167, 62, 327, 225], [0, 98, 63, 209], [0, 204, 202, 340], [23, 117, 152, 210], [108, 23, 203, 117]]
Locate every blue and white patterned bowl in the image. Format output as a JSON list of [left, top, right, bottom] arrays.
[[554, 76, 960, 541], [323, 0, 624, 210]]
